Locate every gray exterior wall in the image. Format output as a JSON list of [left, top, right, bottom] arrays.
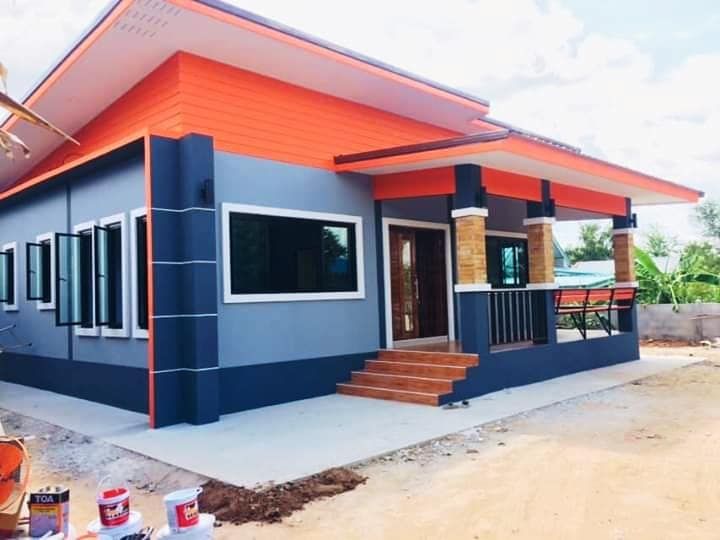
[[0, 156, 147, 368], [214, 151, 380, 367]]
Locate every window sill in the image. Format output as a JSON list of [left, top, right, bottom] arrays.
[[224, 291, 365, 304], [3, 306, 18, 312], [133, 328, 149, 339], [102, 328, 129, 339], [76, 328, 99, 337], [37, 303, 55, 311]]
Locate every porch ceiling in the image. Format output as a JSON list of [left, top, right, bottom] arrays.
[[335, 133, 703, 206]]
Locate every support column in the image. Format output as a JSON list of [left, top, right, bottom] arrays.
[[149, 133, 219, 428], [613, 198, 638, 333], [523, 180, 556, 345], [452, 164, 490, 355]]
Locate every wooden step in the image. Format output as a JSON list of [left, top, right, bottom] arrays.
[[351, 371, 453, 393], [365, 360, 466, 380], [378, 349, 478, 367], [337, 383, 441, 406]]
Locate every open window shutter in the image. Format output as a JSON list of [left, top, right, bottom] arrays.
[[26, 242, 43, 300], [95, 225, 110, 326], [0, 252, 9, 303], [55, 233, 82, 326]]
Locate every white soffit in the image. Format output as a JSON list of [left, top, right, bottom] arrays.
[[1, 0, 490, 190], [351, 150, 686, 206]]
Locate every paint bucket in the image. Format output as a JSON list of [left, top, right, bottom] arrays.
[[87, 510, 143, 540], [28, 485, 70, 538], [163, 487, 202, 532], [157, 513, 215, 539], [96, 477, 130, 528]]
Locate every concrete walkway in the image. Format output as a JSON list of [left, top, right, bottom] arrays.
[[0, 354, 698, 486]]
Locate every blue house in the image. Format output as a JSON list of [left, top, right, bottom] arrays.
[[0, 0, 702, 427]]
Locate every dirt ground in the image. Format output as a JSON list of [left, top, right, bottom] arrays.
[[3, 345, 720, 539]]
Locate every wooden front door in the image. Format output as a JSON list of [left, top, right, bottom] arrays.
[[389, 226, 448, 341]]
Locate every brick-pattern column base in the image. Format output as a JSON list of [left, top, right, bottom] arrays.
[[525, 220, 555, 286], [613, 231, 636, 284], [454, 211, 488, 286]]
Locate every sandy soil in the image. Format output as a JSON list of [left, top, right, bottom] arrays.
[[3, 346, 719, 539]]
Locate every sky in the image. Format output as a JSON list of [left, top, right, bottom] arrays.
[[0, 0, 718, 250]]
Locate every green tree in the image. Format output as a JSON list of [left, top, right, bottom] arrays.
[[643, 225, 677, 257], [693, 200, 720, 240], [635, 245, 720, 308], [566, 224, 613, 264]]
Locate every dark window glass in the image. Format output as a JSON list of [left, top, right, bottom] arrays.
[[229, 213, 357, 295], [486, 236, 528, 289], [136, 216, 148, 330], [55, 233, 83, 326], [95, 224, 123, 328], [79, 231, 94, 328], [27, 241, 52, 303], [0, 248, 14, 304]]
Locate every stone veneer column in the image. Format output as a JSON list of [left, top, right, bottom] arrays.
[[613, 229, 636, 285], [453, 207, 489, 288], [523, 217, 555, 287]]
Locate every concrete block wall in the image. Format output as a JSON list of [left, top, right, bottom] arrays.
[[638, 303, 720, 341]]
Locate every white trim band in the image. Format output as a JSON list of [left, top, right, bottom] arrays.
[[153, 260, 216, 265], [486, 229, 527, 239], [152, 207, 215, 213], [153, 366, 220, 374], [523, 217, 555, 226], [612, 228, 634, 236], [526, 282, 556, 290], [152, 313, 218, 319], [451, 207, 488, 219], [454, 283, 492, 293], [615, 281, 639, 288]]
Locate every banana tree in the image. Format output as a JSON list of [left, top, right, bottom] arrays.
[[635, 246, 720, 309]]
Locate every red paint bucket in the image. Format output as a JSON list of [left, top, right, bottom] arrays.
[[96, 478, 130, 528], [163, 487, 202, 532]]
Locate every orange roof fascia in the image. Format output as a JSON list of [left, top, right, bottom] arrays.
[[168, 0, 489, 115], [335, 135, 702, 203], [503, 136, 702, 203], [0, 128, 181, 202], [2, 0, 134, 132]]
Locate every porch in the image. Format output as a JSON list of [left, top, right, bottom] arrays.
[[333, 127, 700, 406]]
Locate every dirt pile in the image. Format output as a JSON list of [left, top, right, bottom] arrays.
[[641, 338, 697, 347], [199, 467, 366, 525]]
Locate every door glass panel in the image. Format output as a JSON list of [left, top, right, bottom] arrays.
[[401, 238, 414, 333]]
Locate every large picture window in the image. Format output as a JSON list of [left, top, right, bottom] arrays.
[[222, 204, 365, 303]]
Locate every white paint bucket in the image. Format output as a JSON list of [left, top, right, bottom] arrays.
[[96, 477, 130, 528], [157, 513, 215, 539], [163, 487, 203, 532], [87, 510, 143, 540]]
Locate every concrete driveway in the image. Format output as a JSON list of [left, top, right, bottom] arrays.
[[0, 354, 698, 486]]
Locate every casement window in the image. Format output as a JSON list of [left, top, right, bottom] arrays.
[[222, 203, 365, 303], [27, 233, 55, 308], [56, 223, 96, 332], [0, 242, 18, 311], [130, 208, 148, 338], [95, 214, 128, 337]]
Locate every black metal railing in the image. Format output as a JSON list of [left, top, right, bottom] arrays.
[[488, 289, 548, 346]]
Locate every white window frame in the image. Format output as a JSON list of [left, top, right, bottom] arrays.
[[35, 232, 56, 310], [73, 221, 98, 337], [130, 207, 149, 339], [222, 203, 366, 304], [99, 213, 129, 338], [2, 241, 18, 312]]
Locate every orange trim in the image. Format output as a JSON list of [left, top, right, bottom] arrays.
[[2, 0, 135, 131], [503, 136, 700, 203], [373, 167, 454, 200], [484, 168, 541, 202], [168, 0, 488, 115], [144, 134, 156, 429], [551, 182, 626, 215], [335, 136, 701, 203]]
